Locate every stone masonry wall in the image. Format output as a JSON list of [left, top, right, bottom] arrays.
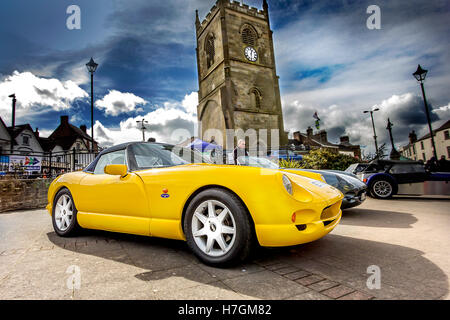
[[0, 178, 52, 213]]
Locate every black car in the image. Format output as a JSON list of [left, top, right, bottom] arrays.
[[296, 169, 367, 209], [359, 160, 450, 199]]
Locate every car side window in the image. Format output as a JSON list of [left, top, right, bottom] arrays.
[[93, 150, 126, 175]]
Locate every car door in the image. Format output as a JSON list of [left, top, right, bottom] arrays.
[[76, 148, 150, 236], [389, 164, 427, 184]]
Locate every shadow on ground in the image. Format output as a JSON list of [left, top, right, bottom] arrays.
[[47, 226, 448, 300], [340, 208, 418, 228]]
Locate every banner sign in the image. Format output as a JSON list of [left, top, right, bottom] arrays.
[[8, 155, 42, 172]]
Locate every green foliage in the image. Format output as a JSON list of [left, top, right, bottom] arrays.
[[299, 148, 360, 171], [278, 159, 302, 168]]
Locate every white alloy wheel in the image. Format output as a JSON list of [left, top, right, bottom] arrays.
[[191, 200, 237, 257], [54, 194, 74, 231]]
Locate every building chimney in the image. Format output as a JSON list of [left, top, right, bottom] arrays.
[[340, 136, 350, 144], [35, 128, 39, 138], [293, 131, 301, 142], [319, 130, 328, 143], [60, 115, 69, 125], [306, 127, 313, 138], [80, 125, 87, 133], [409, 130, 417, 144]]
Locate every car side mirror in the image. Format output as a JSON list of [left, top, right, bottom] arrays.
[[104, 164, 128, 177]]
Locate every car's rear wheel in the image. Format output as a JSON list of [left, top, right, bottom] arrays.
[[370, 178, 395, 199], [184, 188, 254, 266], [52, 188, 81, 237]]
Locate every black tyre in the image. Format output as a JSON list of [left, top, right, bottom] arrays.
[[369, 177, 396, 199], [52, 188, 81, 237], [184, 188, 254, 266]]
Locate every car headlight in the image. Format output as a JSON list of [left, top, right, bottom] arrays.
[[282, 174, 293, 195]]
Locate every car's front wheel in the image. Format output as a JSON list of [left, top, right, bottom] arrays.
[[52, 188, 81, 237], [184, 188, 254, 266]]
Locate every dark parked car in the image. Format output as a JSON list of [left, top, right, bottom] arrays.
[[296, 169, 367, 209], [346, 163, 369, 175], [358, 160, 450, 199]]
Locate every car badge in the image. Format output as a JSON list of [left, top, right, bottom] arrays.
[[161, 189, 170, 198]]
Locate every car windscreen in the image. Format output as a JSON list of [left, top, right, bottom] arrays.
[[238, 156, 279, 169], [129, 144, 188, 170]]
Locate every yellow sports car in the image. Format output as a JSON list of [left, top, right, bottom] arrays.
[[47, 142, 343, 266]]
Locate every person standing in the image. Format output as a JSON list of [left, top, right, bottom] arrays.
[[233, 139, 248, 165]]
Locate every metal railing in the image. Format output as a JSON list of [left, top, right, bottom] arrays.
[[0, 150, 98, 179]]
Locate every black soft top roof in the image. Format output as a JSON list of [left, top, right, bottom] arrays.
[[97, 141, 172, 156], [369, 159, 423, 166]]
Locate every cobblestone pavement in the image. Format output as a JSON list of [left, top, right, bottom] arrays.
[[0, 197, 449, 300]]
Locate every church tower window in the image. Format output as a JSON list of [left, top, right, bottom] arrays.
[[241, 26, 256, 46], [250, 88, 262, 109], [205, 34, 215, 69]]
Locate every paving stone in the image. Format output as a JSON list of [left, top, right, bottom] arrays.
[[288, 291, 331, 300], [264, 263, 291, 271], [307, 279, 340, 292], [273, 266, 299, 275], [321, 285, 356, 299], [295, 275, 324, 286], [223, 271, 310, 299], [283, 270, 311, 280], [198, 263, 265, 281], [154, 281, 253, 300], [337, 291, 374, 300]]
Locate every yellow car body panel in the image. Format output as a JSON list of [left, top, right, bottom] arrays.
[[281, 169, 326, 183], [47, 163, 343, 247]]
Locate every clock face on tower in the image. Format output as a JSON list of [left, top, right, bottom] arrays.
[[244, 46, 258, 62]]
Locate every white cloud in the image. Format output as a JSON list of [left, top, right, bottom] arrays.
[[0, 71, 88, 122], [94, 92, 198, 147], [95, 89, 148, 116]]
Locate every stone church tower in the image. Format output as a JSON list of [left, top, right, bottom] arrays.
[[195, 0, 287, 149]]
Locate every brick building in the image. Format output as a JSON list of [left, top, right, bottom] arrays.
[[289, 127, 361, 158]]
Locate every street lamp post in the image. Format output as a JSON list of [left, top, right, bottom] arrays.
[[413, 64, 438, 160], [386, 118, 401, 160], [363, 108, 380, 159], [8, 94, 16, 152], [86, 57, 98, 152], [136, 119, 148, 142]]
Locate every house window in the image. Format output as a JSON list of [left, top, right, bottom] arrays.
[[205, 34, 215, 69], [76, 143, 81, 151], [413, 144, 416, 154], [22, 136, 29, 146], [420, 141, 424, 150], [444, 130, 450, 140], [447, 146, 450, 158], [422, 153, 426, 161], [242, 26, 256, 46]]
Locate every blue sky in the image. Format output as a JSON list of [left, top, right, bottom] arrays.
[[0, 0, 449, 152]]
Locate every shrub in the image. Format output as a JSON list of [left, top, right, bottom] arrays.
[[278, 159, 302, 168], [299, 148, 359, 171]]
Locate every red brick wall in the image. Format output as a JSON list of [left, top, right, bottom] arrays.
[[0, 178, 52, 213]]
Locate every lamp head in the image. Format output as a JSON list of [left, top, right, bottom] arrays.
[[86, 57, 99, 73], [413, 64, 427, 82]]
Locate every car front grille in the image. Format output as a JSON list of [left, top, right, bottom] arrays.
[[320, 201, 341, 221]]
